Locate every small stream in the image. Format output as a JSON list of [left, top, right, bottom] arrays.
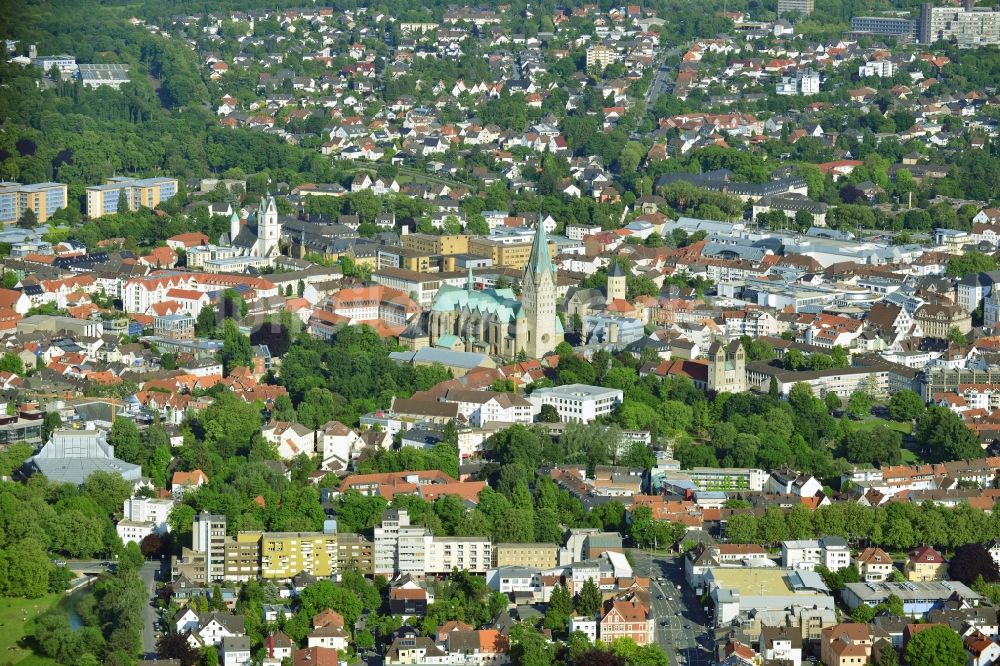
[[57, 585, 90, 629]]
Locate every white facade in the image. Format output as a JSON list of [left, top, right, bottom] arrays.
[[116, 496, 175, 545], [569, 616, 598, 642], [526, 384, 624, 423], [781, 538, 851, 571], [426, 538, 492, 574]]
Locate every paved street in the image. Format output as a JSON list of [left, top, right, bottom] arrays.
[[140, 560, 162, 658], [630, 550, 714, 666], [645, 45, 683, 106]]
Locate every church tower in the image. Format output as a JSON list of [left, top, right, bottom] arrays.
[[521, 216, 562, 358], [707, 340, 747, 393], [257, 195, 279, 256], [229, 211, 240, 243], [607, 261, 627, 302]]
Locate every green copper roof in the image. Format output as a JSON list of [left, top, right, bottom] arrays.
[[430, 284, 522, 322], [526, 216, 556, 278]]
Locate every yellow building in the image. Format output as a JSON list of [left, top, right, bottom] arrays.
[[494, 543, 560, 569], [85, 176, 178, 219], [337, 533, 374, 575], [904, 546, 948, 582], [402, 233, 469, 256], [224, 532, 262, 582], [468, 237, 556, 270], [259, 532, 339, 580], [0, 182, 68, 223]]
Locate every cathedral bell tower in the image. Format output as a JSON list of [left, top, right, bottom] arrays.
[[521, 215, 562, 358]]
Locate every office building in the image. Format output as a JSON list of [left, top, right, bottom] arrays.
[[85, 176, 178, 218], [527, 384, 623, 423], [0, 181, 67, 223], [776, 69, 820, 95], [426, 537, 492, 574], [778, 0, 814, 16], [920, 1, 1000, 45], [850, 16, 919, 42], [841, 580, 982, 615], [375, 508, 410, 575]]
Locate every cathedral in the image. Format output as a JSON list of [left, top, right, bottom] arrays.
[[427, 218, 563, 359], [222, 195, 281, 258]]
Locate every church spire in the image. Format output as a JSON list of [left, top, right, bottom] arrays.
[[525, 213, 555, 279]]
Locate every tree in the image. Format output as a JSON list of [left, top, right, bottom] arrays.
[[42, 410, 63, 441], [948, 543, 1000, 585], [0, 352, 24, 375], [947, 251, 997, 278], [846, 391, 873, 419], [195, 305, 216, 337], [81, 470, 133, 516], [109, 418, 143, 465], [844, 425, 902, 466], [825, 393, 842, 412], [577, 578, 602, 618], [510, 623, 551, 666], [904, 626, 966, 666], [915, 406, 984, 462], [219, 318, 252, 374], [889, 390, 925, 421], [17, 208, 38, 228], [537, 404, 560, 423], [157, 632, 199, 666]]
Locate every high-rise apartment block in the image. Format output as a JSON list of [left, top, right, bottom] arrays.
[[920, 1, 1000, 45], [778, 0, 814, 16], [0, 181, 67, 223], [85, 176, 178, 218]]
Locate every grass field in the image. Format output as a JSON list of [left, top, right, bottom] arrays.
[[0, 594, 60, 666]]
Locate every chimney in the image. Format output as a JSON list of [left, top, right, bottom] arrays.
[[268, 634, 273, 658]]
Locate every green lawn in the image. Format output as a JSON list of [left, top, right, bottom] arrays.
[[849, 416, 913, 436], [0, 594, 60, 666]]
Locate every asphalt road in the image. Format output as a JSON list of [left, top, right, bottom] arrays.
[[645, 45, 683, 106], [630, 550, 714, 666], [140, 560, 161, 658]]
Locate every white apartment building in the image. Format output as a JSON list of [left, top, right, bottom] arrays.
[[858, 60, 895, 77], [193, 512, 228, 581], [374, 508, 409, 575], [776, 69, 820, 95], [781, 537, 851, 571], [116, 496, 176, 545], [569, 616, 598, 642], [397, 526, 433, 576], [527, 384, 624, 423], [426, 537, 492, 574], [441, 389, 535, 427]]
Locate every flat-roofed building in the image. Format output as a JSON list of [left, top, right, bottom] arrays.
[[841, 580, 981, 616], [337, 533, 374, 575], [494, 543, 560, 569], [259, 531, 338, 580], [86, 176, 178, 218], [224, 532, 262, 582], [527, 384, 624, 423], [78, 63, 130, 88]]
